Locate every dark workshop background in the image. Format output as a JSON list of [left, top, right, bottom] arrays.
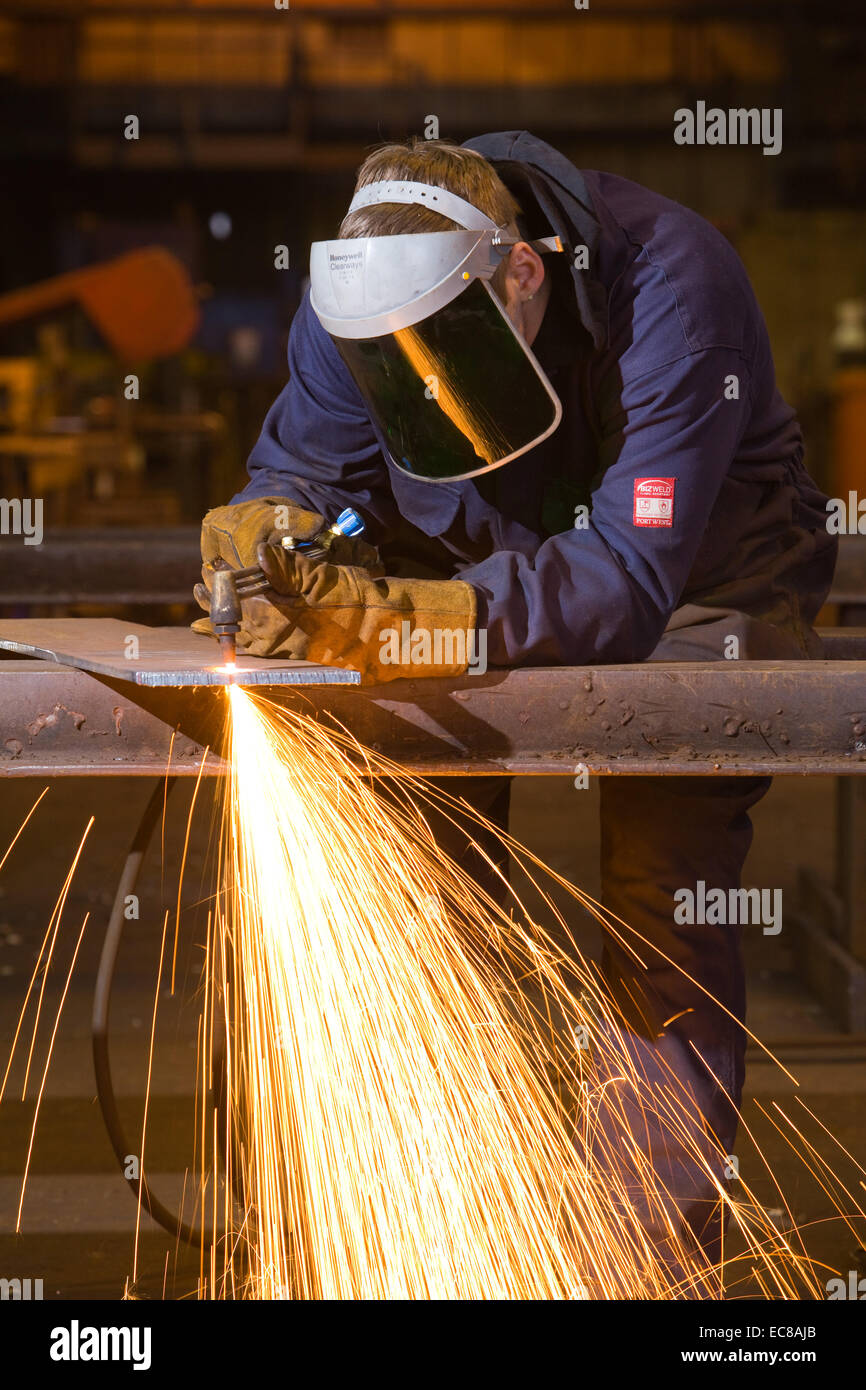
[[0, 0, 864, 1300]]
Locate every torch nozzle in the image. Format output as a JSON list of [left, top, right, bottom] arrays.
[[210, 568, 241, 668]]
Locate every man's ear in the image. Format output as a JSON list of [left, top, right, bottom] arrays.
[[499, 243, 551, 345], [505, 242, 547, 299]]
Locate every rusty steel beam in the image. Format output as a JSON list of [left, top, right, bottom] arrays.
[[828, 534, 866, 627], [829, 535, 866, 605], [7, 2, 832, 20], [0, 657, 864, 778], [819, 627, 866, 660], [0, 528, 201, 607]]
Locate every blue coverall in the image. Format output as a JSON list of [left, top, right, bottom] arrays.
[[233, 131, 837, 1278]]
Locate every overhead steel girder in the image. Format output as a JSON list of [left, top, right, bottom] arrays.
[[4, 530, 864, 611], [0, 657, 864, 777]]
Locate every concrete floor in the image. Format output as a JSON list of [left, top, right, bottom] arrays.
[[0, 773, 863, 1299]]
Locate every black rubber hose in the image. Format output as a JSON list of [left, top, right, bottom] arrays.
[[92, 776, 208, 1248]]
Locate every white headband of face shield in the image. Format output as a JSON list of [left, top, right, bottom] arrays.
[[346, 180, 503, 233]]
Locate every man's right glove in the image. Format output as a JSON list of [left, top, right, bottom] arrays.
[[226, 543, 479, 683]]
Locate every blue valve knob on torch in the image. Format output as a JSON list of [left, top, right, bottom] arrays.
[[279, 507, 366, 558]]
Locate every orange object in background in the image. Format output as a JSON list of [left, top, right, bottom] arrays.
[[0, 247, 200, 362], [831, 366, 866, 500]]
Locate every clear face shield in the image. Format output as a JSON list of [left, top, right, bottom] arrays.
[[309, 180, 565, 482]]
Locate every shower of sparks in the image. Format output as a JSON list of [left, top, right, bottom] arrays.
[[2, 712, 865, 1300], [202, 687, 865, 1300], [0, 804, 93, 1229]]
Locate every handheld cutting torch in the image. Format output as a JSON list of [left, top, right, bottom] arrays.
[[209, 507, 366, 667]]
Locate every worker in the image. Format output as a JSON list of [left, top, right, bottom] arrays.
[[196, 133, 836, 1286]]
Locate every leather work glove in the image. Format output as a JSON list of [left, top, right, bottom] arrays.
[[197, 497, 380, 595], [222, 543, 479, 683], [192, 497, 382, 638]]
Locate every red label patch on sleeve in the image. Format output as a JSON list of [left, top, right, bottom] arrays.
[[633, 477, 675, 527]]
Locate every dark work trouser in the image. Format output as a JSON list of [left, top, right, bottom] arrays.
[[595, 771, 769, 1283]]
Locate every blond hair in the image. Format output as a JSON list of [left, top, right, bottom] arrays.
[[339, 137, 522, 298]]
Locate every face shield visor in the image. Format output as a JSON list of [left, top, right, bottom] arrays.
[[309, 180, 565, 482]]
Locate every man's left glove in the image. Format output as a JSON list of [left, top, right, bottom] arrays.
[[198, 498, 381, 591], [192, 497, 383, 642], [229, 543, 479, 683]]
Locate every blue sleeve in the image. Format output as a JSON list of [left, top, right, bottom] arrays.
[[462, 346, 751, 665], [232, 293, 400, 542]]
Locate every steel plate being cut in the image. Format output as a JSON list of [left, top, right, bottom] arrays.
[[0, 618, 360, 687]]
